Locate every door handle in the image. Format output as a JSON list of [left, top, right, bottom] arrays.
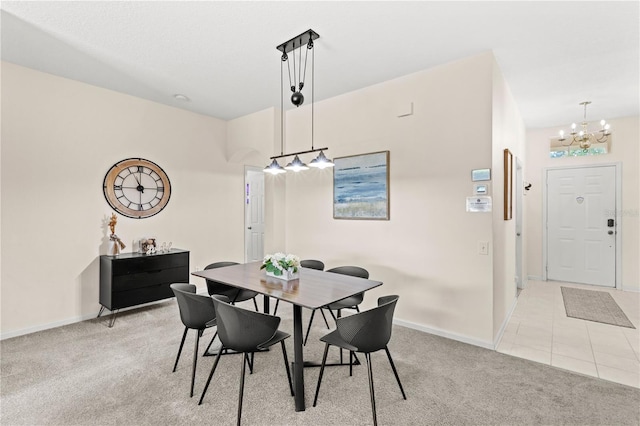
[[517, 233, 521, 236], [247, 227, 252, 230], [608, 230, 614, 235]]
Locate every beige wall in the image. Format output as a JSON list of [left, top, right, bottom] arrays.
[[1, 52, 529, 346], [525, 115, 640, 291], [279, 52, 515, 347], [1, 62, 247, 336]]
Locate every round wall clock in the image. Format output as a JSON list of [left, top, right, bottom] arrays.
[[103, 158, 171, 219]]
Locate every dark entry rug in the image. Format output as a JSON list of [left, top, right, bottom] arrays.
[[561, 286, 636, 328]]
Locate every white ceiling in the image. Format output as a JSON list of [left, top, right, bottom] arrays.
[[1, 1, 638, 128]]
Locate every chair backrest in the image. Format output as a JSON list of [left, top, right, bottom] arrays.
[[211, 296, 280, 352], [300, 259, 325, 270], [336, 295, 399, 353], [326, 266, 369, 304], [170, 283, 217, 330], [204, 262, 239, 296], [326, 265, 369, 279]]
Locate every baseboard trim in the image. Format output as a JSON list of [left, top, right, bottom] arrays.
[[622, 286, 640, 293], [527, 275, 543, 281], [0, 298, 175, 341], [493, 296, 519, 350], [393, 318, 494, 350]]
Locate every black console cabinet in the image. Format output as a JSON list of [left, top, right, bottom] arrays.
[[99, 249, 189, 326]]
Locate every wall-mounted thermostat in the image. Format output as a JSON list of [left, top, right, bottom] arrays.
[[474, 183, 489, 195]]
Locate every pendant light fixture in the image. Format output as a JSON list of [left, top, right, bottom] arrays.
[[558, 101, 612, 149], [264, 29, 333, 174]]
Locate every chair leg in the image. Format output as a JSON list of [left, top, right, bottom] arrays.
[[237, 351, 247, 426], [355, 305, 360, 313], [252, 297, 259, 312], [273, 299, 279, 315], [384, 346, 407, 399], [172, 327, 188, 372], [313, 343, 330, 407], [365, 353, 377, 426], [280, 340, 294, 396], [337, 310, 344, 364], [319, 309, 330, 329], [328, 308, 338, 323], [203, 331, 218, 356], [190, 329, 201, 398], [245, 353, 254, 374], [303, 309, 317, 346], [198, 345, 224, 405], [349, 351, 353, 377]]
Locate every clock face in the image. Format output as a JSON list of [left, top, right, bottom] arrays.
[[103, 158, 171, 219]]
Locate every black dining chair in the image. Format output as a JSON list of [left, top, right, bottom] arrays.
[[204, 262, 259, 311], [273, 259, 325, 318], [303, 265, 369, 346], [313, 295, 406, 426], [198, 295, 294, 425], [324, 265, 369, 318], [170, 283, 217, 398]]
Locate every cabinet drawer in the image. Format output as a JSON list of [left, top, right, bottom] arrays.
[[111, 252, 189, 275], [111, 283, 175, 310], [112, 266, 188, 292]]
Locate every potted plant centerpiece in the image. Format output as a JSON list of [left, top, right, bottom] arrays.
[[261, 253, 300, 281]]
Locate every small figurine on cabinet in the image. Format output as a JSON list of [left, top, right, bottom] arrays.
[[107, 213, 126, 256]]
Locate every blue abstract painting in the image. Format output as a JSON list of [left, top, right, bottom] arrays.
[[333, 151, 389, 220]]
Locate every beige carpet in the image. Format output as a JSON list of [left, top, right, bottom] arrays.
[[2, 299, 639, 425], [561, 286, 636, 328]]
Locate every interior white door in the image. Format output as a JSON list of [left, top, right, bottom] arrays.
[[245, 169, 265, 262], [546, 166, 616, 287]]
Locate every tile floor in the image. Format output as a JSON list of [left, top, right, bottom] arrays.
[[496, 280, 640, 388]]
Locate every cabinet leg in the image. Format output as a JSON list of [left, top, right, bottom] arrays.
[[108, 310, 119, 328], [97, 306, 105, 318]]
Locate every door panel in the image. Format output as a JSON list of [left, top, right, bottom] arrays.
[[547, 166, 616, 287], [245, 170, 265, 262]]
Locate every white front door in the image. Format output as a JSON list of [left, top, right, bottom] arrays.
[[546, 165, 616, 287], [245, 168, 265, 262]]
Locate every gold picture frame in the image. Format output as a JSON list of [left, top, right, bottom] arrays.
[[503, 149, 513, 220]]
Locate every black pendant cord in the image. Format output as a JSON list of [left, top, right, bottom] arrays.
[[280, 57, 284, 156], [291, 42, 296, 93], [302, 39, 310, 90], [311, 44, 314, 150]]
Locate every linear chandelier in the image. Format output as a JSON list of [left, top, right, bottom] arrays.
[[558, 101, 611, 150], [264, 29, 334, 175]]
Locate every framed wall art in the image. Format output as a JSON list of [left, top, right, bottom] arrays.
[[333, 151, 390, 220], [503, 149, 513, 220]]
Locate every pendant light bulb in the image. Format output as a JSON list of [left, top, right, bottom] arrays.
[[308, 151, 334, 169], [264, 159, 286, 175], [284, 155, 308, 172]]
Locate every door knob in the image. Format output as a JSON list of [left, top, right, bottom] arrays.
[[608, 230, 614, 235], [247, 227, 252, 230], [517, 233, 521, 236]]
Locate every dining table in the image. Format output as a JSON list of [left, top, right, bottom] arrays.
[[191, 261, 383, 412]]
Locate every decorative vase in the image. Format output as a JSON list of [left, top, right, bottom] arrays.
[[266, 269, 299, 281]]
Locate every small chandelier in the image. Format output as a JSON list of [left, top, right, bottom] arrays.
[[558, 101, 611, 150], [264, 29, 334, 175]]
